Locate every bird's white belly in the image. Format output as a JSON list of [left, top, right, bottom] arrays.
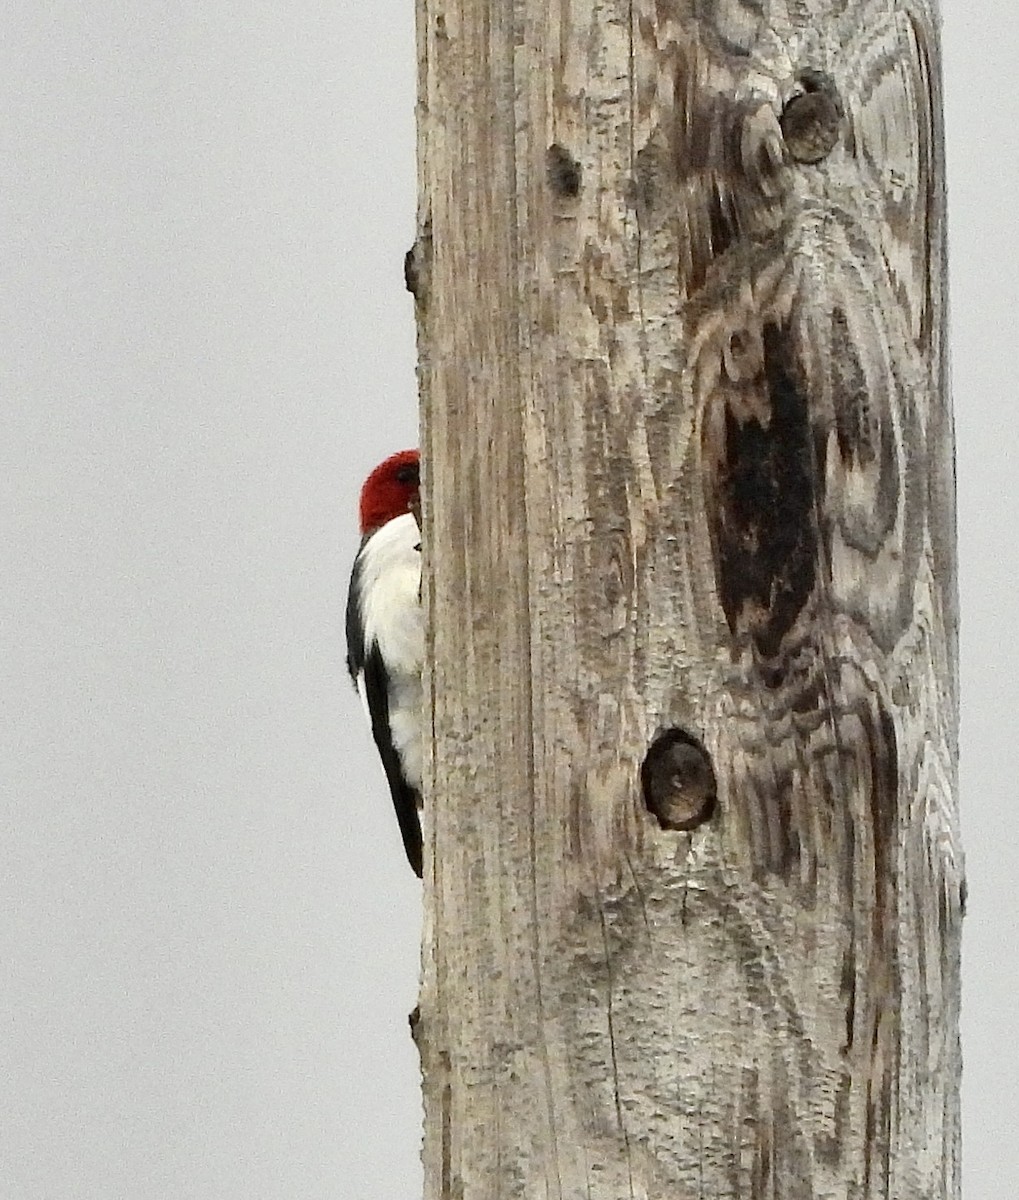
[[387, 673, 423, 791]]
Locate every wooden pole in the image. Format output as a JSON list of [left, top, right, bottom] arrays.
[[413, 1, 961, 1196]]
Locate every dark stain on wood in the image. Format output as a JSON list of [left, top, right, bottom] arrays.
[[546, 143, 582, 198], [708, 182, 737, 259], [869, 700, 899, 939], [841, 944, 857, 1051], [709, 322, 819, 661], [831, 307, 876, 467], [830, 306, 901, 558], [860, 696, 900, 1197]]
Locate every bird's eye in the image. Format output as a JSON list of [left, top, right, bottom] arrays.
[[395, 465, 419, 485]]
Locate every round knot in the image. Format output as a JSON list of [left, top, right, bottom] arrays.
[[641, 729, 718, 832], [780, 73, 843, 164]]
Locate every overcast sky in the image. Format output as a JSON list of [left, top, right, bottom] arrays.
[[1, 4, 1014, 1198]]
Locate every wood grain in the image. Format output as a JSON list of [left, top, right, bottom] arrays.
[[415, 1, 960, 1196]]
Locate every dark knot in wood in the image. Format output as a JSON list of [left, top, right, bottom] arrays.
[[641, 729, 717, 832], [404, 244, 422, 298], [780, 73, 843, 164], [404, 223, 433, 304], [546, 143, 582, 198]]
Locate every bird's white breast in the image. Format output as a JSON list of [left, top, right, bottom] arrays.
[[355, 513, 424, 787], [357, 513, 423, 672]]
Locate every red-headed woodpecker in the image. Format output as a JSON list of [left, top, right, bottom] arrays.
[[345, 450, 424, 877]]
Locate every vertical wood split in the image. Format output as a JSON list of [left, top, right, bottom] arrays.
[[415, 1, 960, 1197]]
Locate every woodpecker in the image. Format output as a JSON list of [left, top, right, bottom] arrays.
[[345, 449, 424, 877]]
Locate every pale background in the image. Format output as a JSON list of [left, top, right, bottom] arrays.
[[1, 5, 1013, 1198]]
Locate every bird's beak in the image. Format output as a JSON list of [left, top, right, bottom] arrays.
[[409, 492, 422, 532]]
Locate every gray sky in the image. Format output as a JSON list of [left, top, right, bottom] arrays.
[[1, 4, 1013, 1198]]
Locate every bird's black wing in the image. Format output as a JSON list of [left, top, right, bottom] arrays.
[[345, 540, 424, 878], [345, 546, 367, 686], [360, 643, 424, 878]]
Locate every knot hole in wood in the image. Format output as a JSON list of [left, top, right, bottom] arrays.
[[780, 71, 844, 164], [641, 729, 718, 832]]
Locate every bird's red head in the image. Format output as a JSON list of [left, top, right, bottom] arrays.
[[358, 449, 421, 535]]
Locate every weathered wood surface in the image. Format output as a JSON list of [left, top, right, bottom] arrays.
[[414, 1, 961, 1197]]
